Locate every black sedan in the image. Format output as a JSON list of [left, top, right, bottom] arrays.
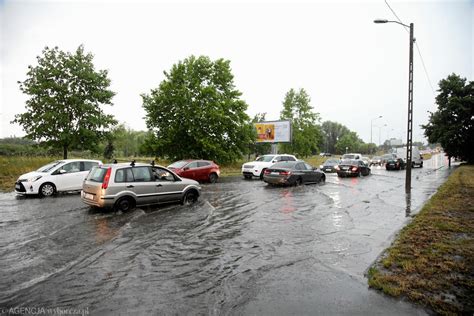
[[320, 158, 341, 173], [263, 161, 325, 186], [386, 157, 406, 170], [336, 159, 371, 177]]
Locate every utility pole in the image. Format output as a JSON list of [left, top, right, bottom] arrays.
[[405, 23, 414, 193]]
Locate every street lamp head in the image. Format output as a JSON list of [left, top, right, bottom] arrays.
[[374, 19, 388, 24]]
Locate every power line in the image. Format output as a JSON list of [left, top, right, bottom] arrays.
[[384, 0, 408, 29], [384, 0, 436, 96]]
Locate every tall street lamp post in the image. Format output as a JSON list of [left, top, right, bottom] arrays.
[[370, 115, 383, 145], [374, 19, 414, 193], [378, 124, 387, 146]]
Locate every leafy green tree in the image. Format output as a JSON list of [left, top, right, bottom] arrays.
[[12, 45, 117, 159], [142, 55, 254, 163], [335, 132, 362, 154], [279, 88, 322, 157], [423, 73, 474, 163], [321, 121, 351, 154]]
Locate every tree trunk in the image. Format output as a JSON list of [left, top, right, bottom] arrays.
[[448, 156, 451, 168], [63, 144, 68, 159]]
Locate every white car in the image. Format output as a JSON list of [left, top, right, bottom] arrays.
[[15, 159, 102, 196], [242, 154, 298, 179]]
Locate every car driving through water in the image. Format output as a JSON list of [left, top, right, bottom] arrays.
[[81, 162, 201, 211], [263, 160, 325, 186]]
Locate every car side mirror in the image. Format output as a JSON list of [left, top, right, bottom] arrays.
[[183, 167, 189, 171]]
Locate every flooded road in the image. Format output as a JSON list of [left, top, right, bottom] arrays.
[[0, 154, 454, 315]]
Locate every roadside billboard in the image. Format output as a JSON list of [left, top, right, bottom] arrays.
[[254, 120, 291, 143]]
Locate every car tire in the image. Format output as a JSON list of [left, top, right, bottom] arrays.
[[209, 173, 218, 183], [320, 175, 326, 183], [182, 190, 199, 205], [295, 178, 303, 186], [39, 183, 56, 197], [115, 197, 135, 212], [420, 162, 423, 168], [259, 169, 266, 180]]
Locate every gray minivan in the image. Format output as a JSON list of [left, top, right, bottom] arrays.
[[81, 162, 201, 211]]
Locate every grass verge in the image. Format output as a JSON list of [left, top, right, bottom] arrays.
[[367, 164, 474, 315]]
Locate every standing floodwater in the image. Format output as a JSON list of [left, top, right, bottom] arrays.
[[0, 154, 453, 315]]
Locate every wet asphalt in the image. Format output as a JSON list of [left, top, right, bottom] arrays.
[[0, 154, 454, 315]]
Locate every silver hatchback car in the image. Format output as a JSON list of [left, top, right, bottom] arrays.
[[81, 162, 201, 211]]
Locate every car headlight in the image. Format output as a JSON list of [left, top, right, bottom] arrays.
[[28, 175, 42, 182], [320, 165, 323, 169]]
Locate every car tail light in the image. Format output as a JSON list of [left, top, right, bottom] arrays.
[[264, 169, 271, 175], [102, 167, 112, 189], [280, 171, 291, 176], [351, 167, 358, 172]]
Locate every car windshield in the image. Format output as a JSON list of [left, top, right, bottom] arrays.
[[37, 161, 64, 172], [168, 161, 189, 169], [256, 155, 275, 162], [86, 166, 108, 182], [373, 156, 381, 160], [324, 159, 339, 165]]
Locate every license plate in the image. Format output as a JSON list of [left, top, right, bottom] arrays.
[[84, 193, 94, 200], [325, 169, 332, 172], [15, 184, 20, 190]]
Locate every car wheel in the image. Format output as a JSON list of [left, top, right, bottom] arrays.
[[182, 190, 198, 205], [259, 169, 266, 180], [39, 183, 56, 197], [295, 178, 303, 186], [209, 173, 218, 183], [320, 175, 326, 183], [115, 197, 135, 212]]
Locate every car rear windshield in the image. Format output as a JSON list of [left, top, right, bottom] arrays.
[[271, 161, 296, 169], [341, 159, 358, 165], [86, 167, 108, 182], [342, 154, 356, 160]]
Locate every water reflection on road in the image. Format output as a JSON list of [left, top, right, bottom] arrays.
[[0, 154, 452, 315]]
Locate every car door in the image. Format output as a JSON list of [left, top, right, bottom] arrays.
[[180, 161, 198, 180], [295, 162, 309, 183], [304, 162, 319, 182], [52, 161, 83, 191], [359, 161, 369, 176], [196, 161, 211, 181], [152, 167, 185, 203], [129, 166, 159, 205]]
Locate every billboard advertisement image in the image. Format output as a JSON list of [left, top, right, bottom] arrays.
[[254, 120, 291, 143]]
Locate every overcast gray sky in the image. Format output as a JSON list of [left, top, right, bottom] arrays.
[[1, 0, 472, 145]]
